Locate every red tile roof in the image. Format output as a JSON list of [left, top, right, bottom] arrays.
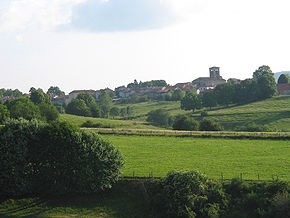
[[277, 84, 290, 92]]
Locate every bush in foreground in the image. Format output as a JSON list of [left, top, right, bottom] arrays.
[[0, 119, 124, 195]]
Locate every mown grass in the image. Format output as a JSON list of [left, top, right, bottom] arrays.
[[0, 181, 150, 218], [116, 95, 290, 131], [103, 135, 290, 181], [60, 114, 163, 130]]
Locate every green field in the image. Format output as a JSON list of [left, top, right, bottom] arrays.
[[116, 95, 290, 131], [102, 135, 290, 181], [60, 114, 163, 130], [0, 181, 149, 218]]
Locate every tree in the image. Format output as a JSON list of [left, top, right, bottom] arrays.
[[147, 109, 170, 127], [253, 65, 273, 79], [0, 104, 10, 124], [256, 73, 277, 99], [199, 119, 224, 131], [47, 86, 65, 96], [278, 74, 289, 84], [76, 92, 96, 106], [6, 98, 41, 120], [201, 91, 217, 108], [172, 89, 185, 101], [181, 91, 202, 112], [39, 103, 59, 122], [30, 90, 51, 105], [99, 92, 112, 118], [110, 107, 120, 118], [172, 115, 199, 131], [66, 99, 91, 117], [214, 83, 235, 106]]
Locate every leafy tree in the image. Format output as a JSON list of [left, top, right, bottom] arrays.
[[29, 87, 36, 93], [1, 88, 23, 97], [199, 119, 224, 131], [6, 98, 41, 120], [47, 86, 65, 96], [99, 92, 112, 118], [253, 65, 273, 79], [147, 109, 170, 127], [127, 106, 134, 116], [201, 91, 217, 108], [90, 103, 101, 118], [181, 91, 202, 112], [30, 90, 51, 105], [214, 83, 235, 106], [110, 107, 120, 118], [234, 79, 258, 103], [256, 73, 277, 99], [171, 89, 185, 101], [39, 103, 59, 122], [172, 115, 199, 131], [0, 104, 10, 124], [278, 74, 289, 84], [120, 108, 127, 117], [66, 99, 91, 117], [76, 92, 96, 106]]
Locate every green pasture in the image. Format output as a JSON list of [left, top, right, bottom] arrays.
[[103, 135, 290, 181], [60, 114, 162, 130], [0, 182, 149, 218]]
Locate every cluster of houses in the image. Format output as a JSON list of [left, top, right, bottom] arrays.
[[2, 67, 290, 104]]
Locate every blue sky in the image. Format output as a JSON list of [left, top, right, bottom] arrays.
[[1, 0, 290, 93]]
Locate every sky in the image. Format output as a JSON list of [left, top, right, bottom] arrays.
[[0, 0, 290, 94]]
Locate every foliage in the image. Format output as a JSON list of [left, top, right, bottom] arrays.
[[127, 80, 168, 88], [47, 86, 65, 96], [235, 122, 273, 132], [147, 109, 170, 127], [151, 170, 227, 218], [5, 97, 41, 120], [76, 92, 96, 107], [30, 90, 51, 105], [173, 115, 199, 131], [0, 104, 10, 124], [39, 103, 59, 122], [278, 74, 289, 84], [199, 119, 224, 131], [171, 89, 185, 101], [201, 91, 217, 108], [110, 107, 120, 118], [99, 92, 113, 118], [256, 73, 277, 100], [0, 88, 23, 97], [0, 119, 124, 195], [181, 91, 202, 112], [253, 65, 273, 79], [214, 83, 235, 106], [66, 98, 91, 117]]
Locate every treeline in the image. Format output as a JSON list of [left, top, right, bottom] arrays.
[[0, 89, 59, 124], [0, 88, 23, 98], [148, 170, 289, 218], [181, 66, 278, 112], [127, 79, 168, 88]]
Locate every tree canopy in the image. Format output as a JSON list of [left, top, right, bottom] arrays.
[[278, 74, 289, 84], [181, 91, 202, 112], [47, 86, 65, 96]]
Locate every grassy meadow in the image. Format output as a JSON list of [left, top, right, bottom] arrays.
[[103, 135, 290, 181], [0, 181, 149, 218]]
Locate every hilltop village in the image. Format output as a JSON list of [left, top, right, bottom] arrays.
[[49, 67, 241, 104]]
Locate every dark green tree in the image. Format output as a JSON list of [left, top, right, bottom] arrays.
[[110, 107, 120, 118], [181, 91, 202, 112], [278, 74, 289, 84], [39, 103, 59, 122], [147, 109, 170, 127], [173, 115, 199, 131], [66, 99, 91, 117], [30, 90, 51, 105], [0, 104, 10, 124], [201, 91, 217, 108], [253, 65, 273, 79], [99, 92, 112, 118], [256, 73, 277, 99], [6, 98, 41, 120], [199, 119, 224, 131], [214, 83, 235, 106], [76, 92, 95, 106], [47, 86, 65, 96], [172, 89, 185, 101]]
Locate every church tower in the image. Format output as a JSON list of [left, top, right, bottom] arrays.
[[209, 67, 222, 79]]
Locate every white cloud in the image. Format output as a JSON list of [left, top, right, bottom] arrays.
[[0, 0, 88, 32]]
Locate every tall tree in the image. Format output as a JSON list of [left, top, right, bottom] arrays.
[[201, 91, 217, 108], [47, 86, 65, 96], [256, 73, 277, 99], [253, 65, 273, 79], [181, 91, 202, 112], [30, 90, 51, 105], [99, 92, 112, 118], [278, 74, 289, 84]]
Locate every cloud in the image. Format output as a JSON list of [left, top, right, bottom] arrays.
[[0, 0, 88, 32], [70, 0, 176, 32]]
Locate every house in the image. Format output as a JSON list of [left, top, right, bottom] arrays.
[[277, 84, 290, 95], [192, 67, 226, 88]]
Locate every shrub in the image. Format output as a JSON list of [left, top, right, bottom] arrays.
[[173, 115, 199, 131], [147, 109, 170, 127], [199, 119, 224, 131], [0, 119, 124, 195], [151, 170, 227, 218], [39, 103, 59, 122]]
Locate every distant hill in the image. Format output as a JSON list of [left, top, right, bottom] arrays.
[[274, 71, 290, 81]]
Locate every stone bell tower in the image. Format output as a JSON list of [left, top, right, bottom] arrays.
[[209, 67, 222, 79]]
